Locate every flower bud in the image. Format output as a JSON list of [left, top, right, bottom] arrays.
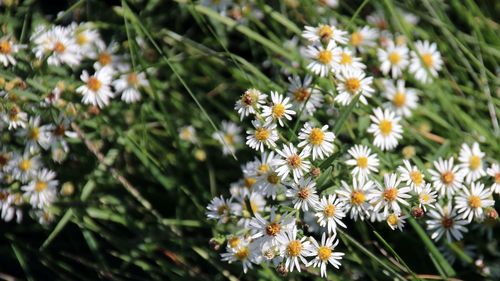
[[411, 206, 424, 219], [276, 263, 288, 277]]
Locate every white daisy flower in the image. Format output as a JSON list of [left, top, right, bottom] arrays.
[[206, 195, 231, 223], [349, 26, 378, 52], [426, 203, 469, 242], [246, 119, 278, 153], [417, 183, 437, 211], [458, 142, 486, 183], [32, 26, 82, 67], [112, 71, 149, 103], [254, 152, 284, 199], [367, 11, 388, 30], [179, 125, 198, 144], [72, 23, 102, 58], [305, 40, 338, 77], [331, 47, 366, 73], [345, 145, 379, 180], [307, 233, 344, 277], [486, 163, 500, 194], [0, 37, 25, 66], [370, 173, 411, 216], [41, 86, 62, 107], [231, 192, 266, 227], [47, 115, 78, 154], [234, 88, 267, 120], [409, 40, 443, 83], [76, 66, 114, 108], [274, 143, 311, 183], [429, 157, 464, 198], [249, 208, 294, 244], [3, 106, 27, 130], [93, 40, 120, 70], [297, 123, 335, 160], [22, 168, 58, 208], [17, 116, 51, 154], [336, 177, 374, 221], [0, 149, 12, 172], [377, 41, 409, 79], [221, 238, 256, 274], [7, 151, 41, 183], [382, 79, 418, 117], [212, 121, 242, 156], [276, 226, 312, 273], [302, 24, 347, 44], [0, 191, 23, 223], [287, 75, 324, 116], [335, 67, 374, 106], [261, 91, 295, 126], [286, 177, 320, 211], [367, 107, 403, 151], [398, 159, 425, 192], [315, 194, 346, 235], [386, 213, 407, 231], [455, 182, 494, 222]]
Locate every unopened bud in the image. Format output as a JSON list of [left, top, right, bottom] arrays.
[[485, 207, 498, 220], [310, 167, 321, 178], [61, 182, 75, 196], [276, 263, 288, 277], [411, 206, 424, 219], [402, 146, 416, 159], [209, 238, 221, 251], [194, 149, 207, 162]]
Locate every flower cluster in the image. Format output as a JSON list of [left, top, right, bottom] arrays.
[[0, 22, 150, 224], [204, 9, 499, 277]]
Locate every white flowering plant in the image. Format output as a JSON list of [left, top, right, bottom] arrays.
[[0, 0, 498, 280]]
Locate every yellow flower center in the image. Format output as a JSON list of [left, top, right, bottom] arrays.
[[297, 187, 310, 200], [235, 247, 249, 260], [323, 204, 336, 217], [318, 50, 333, 64], [265, 222, 281, 236], [19, 159, 31, 172], [441, 171, 454, 185], [272, 103, 286, 118], [351, 191, 365, 205], [309, 128, 325, 145], [255, 128, 270, 141], [258, 164, 269, 175], [87, 77, 102, 92], [127, 73, 139, 86], [350, 32, 363, 46], [468, 195, 481, 208], [340, 53, 352, 65], [345, 78, 361, 94], [410, 170, 423, 185], [387, 214, 399, 226], [288, 154, 301, 168], [318, 25, 334, 42], [228, 237, 241, 248], [421, 53, 433, 68], [495, 173, 500, 184], [318, 246, 332, 261], [241, 91, 258, 106], [293, 88, 310, 102], [357, 156, 368, 168], [393, 92, 406, 107], [76, 33, 88, 45], [217, 204, 227, 215], [421, 193, 430, 203], [223, 134, 234, 145], [383, 188, 398, 202], [378, 120, 392, 136], [244, 177, 256, 188], [98, 52, 112, 66], [287, 240, 302, 257], [441, 216, 454, 229], [35, 181, 48, 192], [0, 40, 12, 54], [29, 127, 40, 140], [388, 51, 401, 64], [267, 172, 280, 185], [469, 155, 481, 170], [53, 41, 66, 53]]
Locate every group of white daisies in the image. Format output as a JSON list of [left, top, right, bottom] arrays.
[[201, 9, 499, 278]]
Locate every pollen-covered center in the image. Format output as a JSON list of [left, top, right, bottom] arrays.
[[255, 128, 270, 141], [265, 222, 281, 236], [468, 195, 481, 208], [388, 52, 401, 64], [29, 127, 40, 140], [87, 76, 102, 92], [318, 50, 333, 64], [258, 164, 269, 175], [350, 32, 363, 46], [345, 78, 361, 94], [19, 159, 31, 172], [495, 173, 500, 184], [241, 92, 255, 106], [76, 33, 88, 45], [235, 247, 250, 260], [387, 214, 399, 226], [53, 41, 66, 53], [318, 25, 334, 42], [383, 188, 398, 202], [469, 155, 481, 170], [98, 52, 112, 66], [378, 120, 393, 136], [421, 193, 430, 203], [357, 156, 368, 168], [340, 53, 352, 65], [244, 177, 256, 188], [288, 154, 301, 168], [441, 216, 454, 229], [309, 128, 325, 145], [293, 88, 310, 102], [351, 191, 365, 205], [127, 73, 139, 86], [0, 40, 12, 54], [393, 92, 406, 107], [323, 204, 336, 217], [287, 240, 302, 257], [410, 170, 423, 185], [35, 181, 48, 192], [267, 172, 280, 185], [223, 134, 234, 145], [318, 246, 332, 261], [228, 237, 241, 248], [272, 103, 285, 118], [421, 53, 433, 68], [441, 171, 454, 185], [217, 204, 228, 215], [297, 187, 310, 200]]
